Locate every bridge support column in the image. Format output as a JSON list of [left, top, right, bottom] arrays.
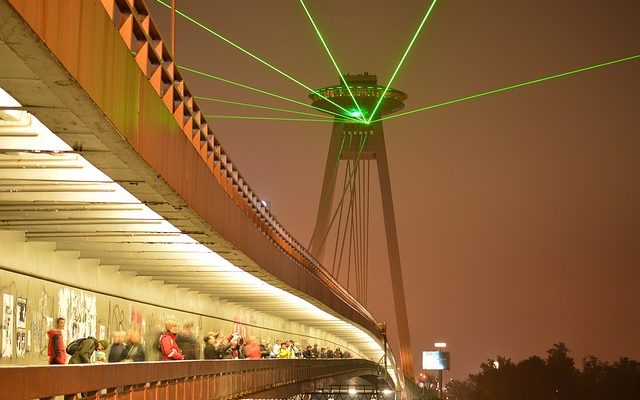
[[309, 118, 415, 380]]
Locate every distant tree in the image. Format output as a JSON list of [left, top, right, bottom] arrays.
[[579, 355, 607, 400], [607, 357, 640, 400], [546, 342, 579, 400], [515, 355, 551, 400], [416, 371, 439, 400], [447, 379, 476, 400], [578, 355, 640, 400], [451, 344, 638, 400], [474, 356, 516, 400]]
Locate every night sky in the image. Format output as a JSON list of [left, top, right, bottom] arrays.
[[145, 0, 640, 380]]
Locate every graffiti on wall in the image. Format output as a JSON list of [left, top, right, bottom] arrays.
[[14, 296, 27, 358], [2, 293, 14, 358], [16, 328, 26, 358], [143, 311, 161, 349], [111, 304, 125, 332], [58, 288, 96, 343], [30, 290, 52, 355], [129, 306, 143, 332], [16, 297, 27, 329], [110, 304, 156, 341]]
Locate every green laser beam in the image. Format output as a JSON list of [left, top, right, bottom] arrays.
[[299, 0, 365, 122], [155, 0, 357, 120], [375, 53, 640, 123], [367, 0, 439, 123], [204, 114, 352, 123], [179, 65, 360, 122], [195, 96, 335, 119]]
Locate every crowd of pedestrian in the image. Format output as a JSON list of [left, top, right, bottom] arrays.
[[200, 332, 352, 360], [47, 317, 148, 365], [47, 317, 353, 365]]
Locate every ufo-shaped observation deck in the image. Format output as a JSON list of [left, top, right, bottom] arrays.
[[310, 74, 407, 121]]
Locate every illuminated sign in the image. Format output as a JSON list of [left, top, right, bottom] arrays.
[[422, 351, 450, 370]]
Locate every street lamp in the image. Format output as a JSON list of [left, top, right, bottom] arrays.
[[434, 342, 447, 399], [422, 343, 450, 399], [417, 372, 427, 399]]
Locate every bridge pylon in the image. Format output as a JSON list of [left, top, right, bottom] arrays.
[[309, 73, 415, 380]]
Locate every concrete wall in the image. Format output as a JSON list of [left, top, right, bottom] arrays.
[[0, 230, 357, 365]]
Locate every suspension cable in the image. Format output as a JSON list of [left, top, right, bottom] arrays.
[[331, 152, 351, 277], [317, 133, 369, 254], [334, 157, 353, 281]]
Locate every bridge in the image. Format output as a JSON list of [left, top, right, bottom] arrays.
[[0, 0, 419, 398]]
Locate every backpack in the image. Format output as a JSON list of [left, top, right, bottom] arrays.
[[157, 333, 165, 352], [66, 338, 85, 355]]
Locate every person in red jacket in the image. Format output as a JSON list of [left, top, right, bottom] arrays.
[[160, 320, 184, 361], [47, 317, 67, 364]]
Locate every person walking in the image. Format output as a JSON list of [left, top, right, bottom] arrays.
[[176, 322, 199, 360], [107, 331, 127, 362]]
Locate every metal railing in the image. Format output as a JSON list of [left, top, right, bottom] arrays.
[[0, 359, 389, 400]]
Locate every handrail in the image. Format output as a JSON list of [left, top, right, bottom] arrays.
[[0, 359, 390, 400]]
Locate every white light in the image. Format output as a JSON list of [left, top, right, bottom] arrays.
[[493, 361, 500, 369], [0, 87, 21, 107], [382, 389, 393, 396], [0, 87, 25, 122], [348, 388, 357, 396], [0, 87, 70, 151], [434, 342, 447, 348]]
